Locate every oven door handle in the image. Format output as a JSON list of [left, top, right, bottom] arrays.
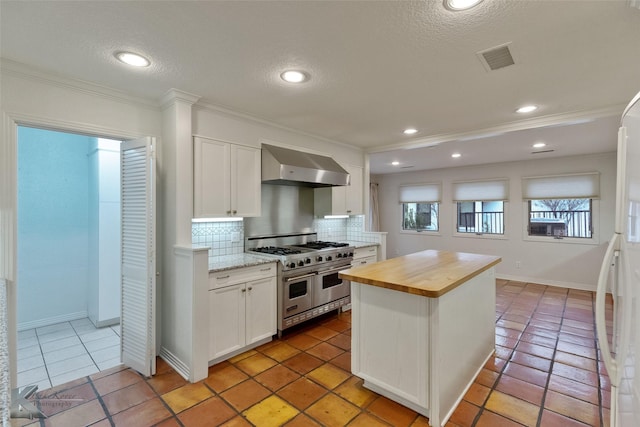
[[284, 272, 317, 282], [317, 264, 352, 275]]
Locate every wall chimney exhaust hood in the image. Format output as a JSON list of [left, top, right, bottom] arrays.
[[261, 144, 350, 188]]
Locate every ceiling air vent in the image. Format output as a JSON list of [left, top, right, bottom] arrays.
[[531, 149, 555, 154], [477, 43, 515, 71]]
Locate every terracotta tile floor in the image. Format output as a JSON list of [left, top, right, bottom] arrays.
[[11, 280, 612, 427]]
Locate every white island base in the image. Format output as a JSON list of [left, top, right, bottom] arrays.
[[350, 267, 496, 427]]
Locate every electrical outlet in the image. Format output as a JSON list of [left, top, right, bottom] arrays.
[[515, 261, 522, 269]]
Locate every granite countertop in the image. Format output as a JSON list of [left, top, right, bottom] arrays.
[[206, 242, 379, 272], [340, 249, 501, 298], [208, 254, 276, 272], [342, 241, 379, 249]]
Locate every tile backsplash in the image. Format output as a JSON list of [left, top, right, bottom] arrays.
[[192, 220, 244, 261], [193, 215, 383, 263]]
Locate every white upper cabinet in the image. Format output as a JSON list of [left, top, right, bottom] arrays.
[[314, 163, 364, 216], [193, 136, 261, 218]]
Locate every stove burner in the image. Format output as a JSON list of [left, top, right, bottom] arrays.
[[250, 246, 302, 256], [293, 241, 350, 250]]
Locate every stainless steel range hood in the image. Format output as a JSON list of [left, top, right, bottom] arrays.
[[261, 144, 350, 188]]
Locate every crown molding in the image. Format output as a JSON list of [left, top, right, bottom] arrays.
[[161, 89, 200, 108], [0, 58, 161, 111], [367, 104, 625, 154], [193, 99, 361, 152]]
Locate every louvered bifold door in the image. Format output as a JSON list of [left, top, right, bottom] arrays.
[[120, 137, 156, 377]]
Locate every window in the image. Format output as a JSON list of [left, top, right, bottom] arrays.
[[453, 179, 508, 235], [523, 172, 599, 239], [403, 203, 439, 231], [528, 199, 592, 238], [400, 184, 440, 232], [457, 201, 504, 234]]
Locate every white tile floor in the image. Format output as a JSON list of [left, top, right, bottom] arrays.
[[16, 318, 121, 391]]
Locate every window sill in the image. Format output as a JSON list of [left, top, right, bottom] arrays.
[[400, 230, 441, 237], [523, 235, 600, 245], [453, 232, 508, 241]]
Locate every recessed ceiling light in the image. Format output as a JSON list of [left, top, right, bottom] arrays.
[[444, 0, 483, 11], [280, 70, 309, 83], [403, 128, 418, 135], [115, 51, 150, 67], [516, 105, 538, 114], [451, 153, 462, 158], [392, 161, 400, 166], [533, 142, 546, 148]]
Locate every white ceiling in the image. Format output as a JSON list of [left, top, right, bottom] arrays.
[[1, 1, 639, 174]]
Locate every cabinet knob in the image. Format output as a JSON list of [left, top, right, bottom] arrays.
[[226, 210, 231, 215], [241, 288, 246, 293], [248, 287, 253, 291], [233, 210, 237, 214]]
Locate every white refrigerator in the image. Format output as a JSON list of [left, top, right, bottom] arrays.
[[596, 89, 640, 427]]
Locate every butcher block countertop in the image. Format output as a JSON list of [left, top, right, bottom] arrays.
[[339, 249, 501, 298]]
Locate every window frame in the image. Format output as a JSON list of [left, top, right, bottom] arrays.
[[521, 172, 601, 245], [523, 199, 600, 245], [452, 178, 509, 240], [453, 200, 508, 240], [401, 202, 440, 234], [399, 183, 442, 235]]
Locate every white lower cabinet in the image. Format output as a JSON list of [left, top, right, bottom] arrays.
[[209, 283, 245, 360], [208, 264, 277, 362], [353, 245, 379, 266]]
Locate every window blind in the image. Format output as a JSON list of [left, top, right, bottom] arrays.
[[452, 179, 509, 202], [399, 183, 441, 203], [522, 172, 600, 200]]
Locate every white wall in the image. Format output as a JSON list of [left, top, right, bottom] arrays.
[[88, 138, 121, 327], [1, 60, 162, 386], [374, 152, 616, 290], [17, 127, 91, 329]]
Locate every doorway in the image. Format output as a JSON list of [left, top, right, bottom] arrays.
[[16, 126, 122, 390]]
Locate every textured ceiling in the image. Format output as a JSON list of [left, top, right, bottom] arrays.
[[1, 1, 639, 173]]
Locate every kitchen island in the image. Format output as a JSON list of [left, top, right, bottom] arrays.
[[339, 250, 501, 427]]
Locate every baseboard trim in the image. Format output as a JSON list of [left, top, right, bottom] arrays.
[[94, 317, 120, 328], [17, 311, 88, 331], [159, 347, 190, 381], [496, 274, 596, 292]]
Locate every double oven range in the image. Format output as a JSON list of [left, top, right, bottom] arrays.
[[246, 232, 354, 335]]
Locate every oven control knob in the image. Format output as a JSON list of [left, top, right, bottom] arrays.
[[337, 253, 342, 258], [316, 256, 323, 262], [348, 252, 354, 257], [289, 262, 296, 269], [298, 260, 305, 267], [326, 255, 333, 261], [305, 258, 311, 264]]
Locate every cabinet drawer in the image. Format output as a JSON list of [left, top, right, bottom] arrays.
[[209, 262, 277, 290], [353, 246, 378, 260], [353, 255, 378, 266]]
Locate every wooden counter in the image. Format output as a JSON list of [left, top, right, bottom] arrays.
[[339, 249, 501, 297], [341, 250, 501, 427]]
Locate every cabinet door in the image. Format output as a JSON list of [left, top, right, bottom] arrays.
[[345, 164, 363, 215], [245, 276, 277, 346], [194, 138, 231, 218], [209, 283, 246, 360], [231, 145, 261, 217], [331, 186, 348, 215]]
